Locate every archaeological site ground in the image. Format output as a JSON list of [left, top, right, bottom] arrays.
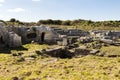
[[0, 21, 120, 80]]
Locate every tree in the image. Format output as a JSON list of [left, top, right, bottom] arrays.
[[0, 20, 7, 25], [62, 20, 71, 25], [9, 18, 16, 22], [53, 20, 62, 25]]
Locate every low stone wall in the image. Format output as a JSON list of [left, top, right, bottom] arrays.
[[40, 47, 74, 58]]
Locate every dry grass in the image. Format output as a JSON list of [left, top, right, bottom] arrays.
[[0, 44, 120, 80], [47, 25, 120, 31], [100, 46, 120, 56]]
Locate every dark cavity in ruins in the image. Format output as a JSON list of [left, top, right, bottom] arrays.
[[27, 33, 37, 39], [41, 32, 45, 42]]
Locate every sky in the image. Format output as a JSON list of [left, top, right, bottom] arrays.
[[0, 0, 120, 22]]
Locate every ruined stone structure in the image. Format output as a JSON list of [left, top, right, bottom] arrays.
[[8, 32, 22, 47], [36, 25, 59, 43], [51, 27, 90, 37], [108, 31, 120, 39], [78, 36, 93, 43], [0, 22, 22, 48], [67, 29, 89, 36], [90, 30, 109, 39], [1, 21, 120, 49], [0, 22, 9, 48], [17, 27, 41, 43], [90, 30, 120, 40], [51, 27, 65, 35], [6, 25, 59, 44]]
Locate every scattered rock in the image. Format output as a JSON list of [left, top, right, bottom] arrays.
[[12, 53, 18, 56], [97, 52, 106, 57], [35, 50, 42, 55], [41, 47, 74, 58], [21, 71, 32, 76], [29, 78, 40, 80], [74, 48, 90, 55], [12, 77, 19, 80], [12, 52, 24, 56], [18, 52, 24, 56], [25, 57, 35, 61], [17, 56, 25, 62], [90, 49, 99, 54]]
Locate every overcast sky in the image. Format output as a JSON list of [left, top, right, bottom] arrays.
[[0, 0, 120, 22]]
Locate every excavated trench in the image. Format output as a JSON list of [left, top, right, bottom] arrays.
[[35, 47, 95, 59], [35, 48, 75, 59]]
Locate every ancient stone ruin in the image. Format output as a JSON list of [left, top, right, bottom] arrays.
[[0, 23, 61, 48], [0, 22, 8, 48], [1, 22, 120, 58], [0, 22, 22, 48]]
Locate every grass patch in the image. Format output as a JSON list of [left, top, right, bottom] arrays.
[[0, 44, 120, 80], [100, 46, 120, 56]]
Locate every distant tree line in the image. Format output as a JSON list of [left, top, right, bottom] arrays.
[[37, 19, 120, 27], [1, 18, 120, 29]]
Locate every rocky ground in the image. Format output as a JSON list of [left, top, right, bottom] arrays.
[[0, 44, 120, 80]]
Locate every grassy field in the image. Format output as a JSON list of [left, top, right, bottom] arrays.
[[48, 25, 120, 31], [0, 44, 120, 80], [100, 46, 120, 56]]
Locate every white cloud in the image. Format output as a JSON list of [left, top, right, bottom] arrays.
[[0, 14, 3, 17], [32, 0, 41, 2], [0, 0, 5, 3], [7, 8, 25, 13], [0, 4, 2, 6], [0, 0, 5, 7]]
